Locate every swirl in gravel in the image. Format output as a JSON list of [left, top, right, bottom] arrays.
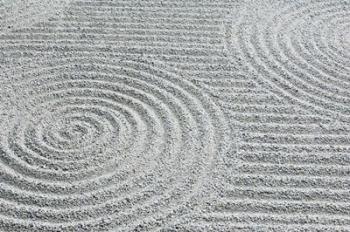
[[0, 58, 229, 231], [224, 0, 350, 120]]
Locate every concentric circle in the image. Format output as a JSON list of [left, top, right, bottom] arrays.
[[0, 58, 229, 231], [225, 0, 350, 121]]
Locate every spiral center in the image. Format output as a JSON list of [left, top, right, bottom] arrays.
[[59, 123, 85, 140]]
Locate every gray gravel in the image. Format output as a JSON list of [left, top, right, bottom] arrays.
[[0, 0, 350, 231]]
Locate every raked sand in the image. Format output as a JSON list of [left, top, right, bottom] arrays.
[[0, 0, 350, 231]]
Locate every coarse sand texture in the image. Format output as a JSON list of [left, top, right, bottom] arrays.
[[0, 0, 350, 231]]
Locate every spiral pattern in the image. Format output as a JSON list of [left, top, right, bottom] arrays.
[[225, 0, 350, 120], [0, 58, 229, 231]]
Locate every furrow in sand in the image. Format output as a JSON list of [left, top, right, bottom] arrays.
[[68, 2, 230, 17], [170, 224, 350, 232], [206, 198, 350, 215], [216, 104, 306, 115], [239, 142, 350, 154], [237, 162, 350, 177], [0, 45, 224, 57], [72, 0, 235, 9], [184, 224, 348, 231], [234, 122, 350, 135], [68, 5, 231, 16], [226, 174, 350, 190], [221, 177, 350, 194], [231, 113, 326, 124], [221, 185, 350, 203], [241, 133, 350, 145], [50, 15, 225, 26], [60, 12, 225, 23], [0, 33, 222, 45], [239, 151, 350, 166], [179, 212, 350, 228], [26, 22, 221, 32]]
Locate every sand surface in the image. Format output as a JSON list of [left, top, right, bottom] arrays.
[[0, 0, 350, 231]]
